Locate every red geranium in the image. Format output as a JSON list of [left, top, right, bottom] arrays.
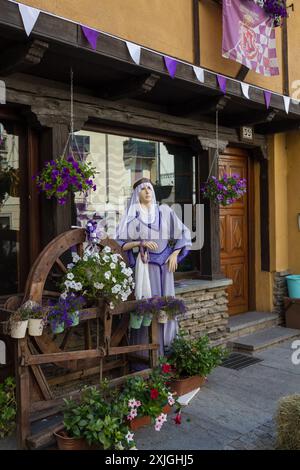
[[162, 363, 172, 374], [150, 388, 159, 400]]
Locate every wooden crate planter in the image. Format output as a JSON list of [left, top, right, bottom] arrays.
[[169, 375, 206, 397]]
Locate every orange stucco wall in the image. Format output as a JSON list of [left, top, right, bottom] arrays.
[[15, 0, 194, 62]]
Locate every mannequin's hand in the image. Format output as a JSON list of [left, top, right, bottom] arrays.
[[143, 241, 158, 251], [166, 252, 178, 273]]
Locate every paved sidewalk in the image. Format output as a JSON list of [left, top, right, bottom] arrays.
[[135, 339, 300, 450], [1, 339, 299, 450]]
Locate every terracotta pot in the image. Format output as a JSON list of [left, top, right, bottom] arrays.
[[170, 375, 206, 397], [54, 430, 90, 450], [129, 404, 172, 431]]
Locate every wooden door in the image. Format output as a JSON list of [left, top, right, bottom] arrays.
[[219, 149, 249, 315]]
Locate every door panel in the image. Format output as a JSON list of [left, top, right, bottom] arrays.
[[220, 151, 249, 315]]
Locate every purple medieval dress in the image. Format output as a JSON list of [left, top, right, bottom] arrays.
[[116, 184, 192, 356]]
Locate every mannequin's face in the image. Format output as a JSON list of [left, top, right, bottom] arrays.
[[139, 185, 153, 205]]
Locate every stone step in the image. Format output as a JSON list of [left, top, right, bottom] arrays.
[[228, 326, 300, 353], [227, 311, 279, 339]]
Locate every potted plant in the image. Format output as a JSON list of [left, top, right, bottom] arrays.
[[166, 331, 228, 396], [134, 297, 166, 328], [160, 297, 187, 323], [129, 310, 144, 330], [61, 247, 135, 309], [201, 173, 247, 206], [121, 368, 179, 431], [0, 377, 16, 439], [48, 294, 85, 334], [9, 308, 30, 339], [55, 383, 137, 450], [34, 155, 96, 205], [28, 306, 47, 337]]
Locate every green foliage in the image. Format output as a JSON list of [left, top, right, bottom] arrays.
[[169, 331, 228, 378], [62, 384, 135, 450], [0, 377, 17, 439]]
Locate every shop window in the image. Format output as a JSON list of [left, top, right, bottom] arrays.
[[74, 130, 198, 272]]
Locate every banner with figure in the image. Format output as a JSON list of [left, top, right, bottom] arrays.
[[222, 0, 279, 76]]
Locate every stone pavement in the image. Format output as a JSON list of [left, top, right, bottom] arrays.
[[135, 339, 300, 450], [0, 339, 299, 450]]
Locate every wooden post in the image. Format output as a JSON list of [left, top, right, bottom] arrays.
[[199, 146, 224, 280], [15, 338, 30, 449], [150, 317, 159, 368]]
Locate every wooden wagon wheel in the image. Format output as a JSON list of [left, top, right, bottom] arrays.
[[22, 228, 131, 376]]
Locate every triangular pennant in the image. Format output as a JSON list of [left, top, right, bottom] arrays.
[[164, 56, 178, 78], [241, 83, 250, 99], [217, 75, 227, 94], [18, 4, 40, 36], [264, 90, 272, 109], [283, 96, 290, 114], [193, 66, 204, 83], [81, 26, 100, 50], [126, 41, 141, 65]]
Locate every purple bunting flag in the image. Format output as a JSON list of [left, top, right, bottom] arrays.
[[164, 56, 178, 79], [217, 75, 227, 94], [81, 26, 100, 50], [264, 90, 272, 109]]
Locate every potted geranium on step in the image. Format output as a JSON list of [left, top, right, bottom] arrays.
[[165, 331, 228, 396]]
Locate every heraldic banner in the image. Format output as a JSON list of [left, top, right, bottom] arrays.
[[222, 0, 279, 77]]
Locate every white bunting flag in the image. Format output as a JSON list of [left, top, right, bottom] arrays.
[[126, 41, 141, 65], [193, 66, 204, 83], [19, 4, 40, 36], [283, 95, 291, 114], [241, 82, 250, 99]]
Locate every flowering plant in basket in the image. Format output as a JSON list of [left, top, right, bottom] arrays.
[[61, 247, 135, 309], [250, 0, 288, 27], [201, 173, 247, 206], [47, 294, 85, 333], [34, 155, 96, 205]]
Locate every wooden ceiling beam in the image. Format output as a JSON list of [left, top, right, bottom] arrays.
[[101, 73, 160, 100], [223, 109, 280, 128], [0, 39, 49, 76], [255, 118, 300, 134]]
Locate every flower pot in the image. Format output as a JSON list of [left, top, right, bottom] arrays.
[[129, 414, 151, 431], [28, 318, 44, 337], [51, 321, 65, 334], [157, 310, 168, 324], [129, 312, 143, 329], [68, 311, 80, 327], [10, 320, 28, 339], [129, 404, 172, 431], [142, 313, 153, 327], [286, 275, 300, 299], [169, 375, 206, 397], [54, 430, 89, 450]]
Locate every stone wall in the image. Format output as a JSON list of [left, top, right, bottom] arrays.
[[273, 271, 290, 324], [176, 287, 229, 345]]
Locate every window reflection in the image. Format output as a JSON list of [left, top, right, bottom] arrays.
[[0, 123, 20, 295]]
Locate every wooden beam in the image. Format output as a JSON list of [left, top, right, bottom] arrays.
[[235, 65, 249, 82], [102, 73, 160, 100], [24, 348, 105, 366], [0, 39, 49, 76], [260, 159, 270, 271], [255, 118, 300, 134], [168, 94, 230, 117], [282, 17, 289, 96], [224, 109, 280, 128], [193, 0, 200, 65], [108, 344, 159, 355]]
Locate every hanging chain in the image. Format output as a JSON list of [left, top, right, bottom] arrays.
[[207, 109, 219, 180], [70, 67, 74, 137]]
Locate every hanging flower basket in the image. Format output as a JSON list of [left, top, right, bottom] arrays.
[[250, 0, 288, 27], [201, 173, 247, 206], [34, 155, 96, 205]]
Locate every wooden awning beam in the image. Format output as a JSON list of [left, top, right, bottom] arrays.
[[0, 39, 49, 76], [101, 73, 160, 100]]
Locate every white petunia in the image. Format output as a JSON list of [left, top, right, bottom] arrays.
[[109, 302, 115, 309], [112, 254, 118, 263], [94, 282, 104, 290], [112, 277, 116, 283], [83, 255, 88, 262], [103, 246, 112, 253], [110, 262, 116, 270], [64, 280, 72, 288], [60, 292, 68, 300], [75, 282, 82, 291], [72, 253, 80, 263], [120, 261, 126, 268], [67, 263, 74, 269], [103, 255, 110, 262], [67, 273, 74, 280], [125, 431, 134, 443], [70, 281, 77, 289], [104, 271, 111, 280]]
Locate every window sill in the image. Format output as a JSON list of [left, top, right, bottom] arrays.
[[175, 278, 233, 295]]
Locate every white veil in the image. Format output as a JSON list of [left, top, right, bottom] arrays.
[[116, 180, 157, 240]]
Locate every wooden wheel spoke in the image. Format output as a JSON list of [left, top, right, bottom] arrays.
[[76, 243, 84, 257], [54, 258, 67, 274]]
